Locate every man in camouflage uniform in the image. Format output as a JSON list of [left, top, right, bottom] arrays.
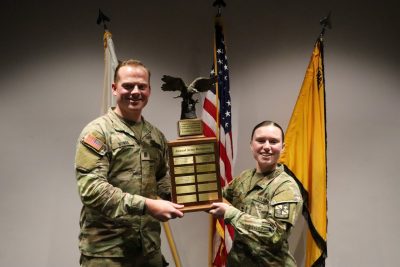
[[210, 121, 303, 266], [75, 59, 184, 267]]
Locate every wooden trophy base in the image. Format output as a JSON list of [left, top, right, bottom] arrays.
[[168, 120, 222, 212]]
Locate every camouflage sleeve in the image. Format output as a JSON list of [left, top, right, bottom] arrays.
[[270, 181, 303, 226], [75, 128, 146, 218], [224, 206, 290, 248], [222, 175, 238, 203], [224, 181, 302, 249], [155, 133, 171, 200]]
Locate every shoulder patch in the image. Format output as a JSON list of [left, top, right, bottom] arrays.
[[82, 134, 105, 153], [274, 203, 290, 219]]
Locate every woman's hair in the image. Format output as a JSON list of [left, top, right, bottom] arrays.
[[250, 120, 285, 142]]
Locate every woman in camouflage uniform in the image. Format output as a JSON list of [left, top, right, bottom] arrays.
[[209, 121, 303, 266]]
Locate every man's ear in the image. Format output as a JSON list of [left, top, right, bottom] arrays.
[[111, 83, 117, 95]]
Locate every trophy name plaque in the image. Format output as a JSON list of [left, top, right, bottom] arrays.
[[161, 74, 221, 212], [168, 133, 222, 212]]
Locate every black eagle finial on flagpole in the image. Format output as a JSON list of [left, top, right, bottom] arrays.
[[319, 11, 332, 39], [213, 0, 226, 16], [96, 9, 110, 30]]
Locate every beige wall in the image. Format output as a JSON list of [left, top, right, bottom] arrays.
[[1, 0, 399, 266]]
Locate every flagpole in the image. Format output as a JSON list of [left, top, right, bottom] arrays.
[[97, 9, 112, 114], [208, 3, 226, 266], [311, 12, 330, 266], [319, 11, 332, 41], [162, 221, 182, 267], [214, 14, 221, 139], [208, 18, 219, 267], [208, 216, 215, 267], [280, 14, 331, 267]]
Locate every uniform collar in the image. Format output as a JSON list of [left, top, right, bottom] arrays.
[[108, 108, 153, 139], [253, 164, 284, 190]]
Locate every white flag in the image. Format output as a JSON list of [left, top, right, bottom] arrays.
[[101, 30, 118, 114]]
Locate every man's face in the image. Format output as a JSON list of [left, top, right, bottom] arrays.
[[250, 125, 284, 173], [112, 65, 151, 121]]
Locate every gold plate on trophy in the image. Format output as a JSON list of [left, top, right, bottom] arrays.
[[195, 154, 215, 163], [197, 173, 217, 182], [176, 185, 197, 194], [196, 163, 216, 173], [172, 143, 215, 156], [173, 156, 194, 165], [175, 175, 196, 184], [197, 182, 218, 192], [178, 119, 203, 137], [174, 166, 195, 175], [198, 192, 219, 202], [177, 194, 198, 203]]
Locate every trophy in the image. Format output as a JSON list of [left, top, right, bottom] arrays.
[[161, 75, 221, 212]]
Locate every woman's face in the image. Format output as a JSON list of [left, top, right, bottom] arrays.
[[250, 124, 284, 173]]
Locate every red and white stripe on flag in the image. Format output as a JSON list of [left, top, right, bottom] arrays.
[[202, 16, 234, 267]]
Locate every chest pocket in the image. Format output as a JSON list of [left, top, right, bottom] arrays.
[[249, 196, 270, 218], [109, 135, 140, 181], [141, 140, 163, 176], [229, 190, 244, 210], [140, 140, 163, 198]]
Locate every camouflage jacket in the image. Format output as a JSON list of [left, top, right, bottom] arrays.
[[75, 108, 171, 257], [223, 164, 303, 266]]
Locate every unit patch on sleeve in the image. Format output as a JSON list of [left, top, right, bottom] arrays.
[[274, 203, 290, 219], [83, 134, 104, 153]]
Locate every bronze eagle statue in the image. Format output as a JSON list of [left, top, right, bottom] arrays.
[[161, 75, 216, 119]]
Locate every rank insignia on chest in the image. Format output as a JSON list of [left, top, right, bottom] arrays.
[[141, 151, 150, 161], [274, 203, 290, 219]]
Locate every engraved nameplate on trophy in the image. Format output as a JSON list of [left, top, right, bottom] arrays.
[[178, 119, 203, 137]]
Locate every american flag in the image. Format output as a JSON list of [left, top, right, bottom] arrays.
[[202, 16, 234, 267]]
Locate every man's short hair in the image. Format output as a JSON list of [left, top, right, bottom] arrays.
[[113, 59, 151, 84]]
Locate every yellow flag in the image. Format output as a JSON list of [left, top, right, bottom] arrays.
[[280, 38, 327, 266]]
